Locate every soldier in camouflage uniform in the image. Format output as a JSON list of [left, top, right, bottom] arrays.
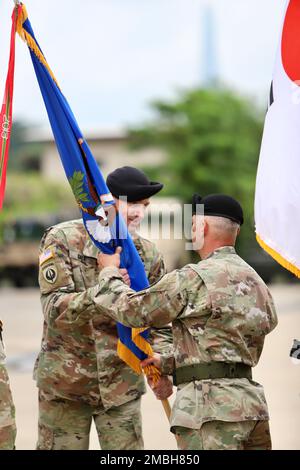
[[36, 167, 173, 450], [0, 321, 16, 450], [95, 193, 278, 450]]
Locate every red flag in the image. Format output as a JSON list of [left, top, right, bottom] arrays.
[[0, 6, 20, 209]]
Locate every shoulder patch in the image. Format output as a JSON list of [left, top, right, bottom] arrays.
[[42, 264, 58, 284], [39, 248, 55, 266]]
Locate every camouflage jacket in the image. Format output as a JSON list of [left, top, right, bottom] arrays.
[[92, 246, 278, 429], [0, 322, 15, 430], [35, 219, 171, 409]]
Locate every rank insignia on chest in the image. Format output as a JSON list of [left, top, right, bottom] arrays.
[[42, 264, 58, 284]]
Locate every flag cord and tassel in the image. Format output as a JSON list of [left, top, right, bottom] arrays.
[[143, 364, 172, 422], [131, 329, 172, 421]]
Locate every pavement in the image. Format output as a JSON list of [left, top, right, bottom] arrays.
[[0, 284, 300, 450]]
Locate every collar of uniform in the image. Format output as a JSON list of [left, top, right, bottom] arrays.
[[131, 232, 142, 247], [204, 245, 236, 260]]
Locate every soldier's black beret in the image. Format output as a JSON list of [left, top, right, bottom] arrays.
[[106, 166, 163, 202], [192, 193, 244, 225]]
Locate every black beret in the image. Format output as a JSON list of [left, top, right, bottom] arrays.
[[192, 193, 244, 225], [106, 166, 163, 202]]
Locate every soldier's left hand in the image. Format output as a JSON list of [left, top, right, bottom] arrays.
[[97, 247, 122, 269], [119, 268, 130, 286]]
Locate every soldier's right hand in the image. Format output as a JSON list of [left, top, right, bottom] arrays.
[[149, 376, 173, 400]]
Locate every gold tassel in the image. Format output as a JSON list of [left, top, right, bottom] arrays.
[[16, 4, 60, 89]]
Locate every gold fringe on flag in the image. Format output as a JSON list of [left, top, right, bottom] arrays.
[[16, 4, 60, 89], [256, 234, 300, 278]]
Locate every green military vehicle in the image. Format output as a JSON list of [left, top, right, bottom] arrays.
[[0, 215, 67, 287]]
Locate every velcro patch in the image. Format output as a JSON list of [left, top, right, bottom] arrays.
[[42, 264, 58, 284], [39, 248, 54, 266]]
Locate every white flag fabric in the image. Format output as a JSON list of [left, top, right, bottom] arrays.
[[255, 0, 300, 278]]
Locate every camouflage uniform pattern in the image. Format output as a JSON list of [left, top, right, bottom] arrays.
[[175, 420, 272, 450], [94, 246, 278, 450], [36, 219, 170, 449], [0, 322, 16, 450], [37, 390, 143, 450]]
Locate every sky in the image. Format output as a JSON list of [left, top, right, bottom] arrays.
[[0, 0, 287, 129]]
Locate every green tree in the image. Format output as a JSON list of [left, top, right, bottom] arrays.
[[128, 88, 263, 258]]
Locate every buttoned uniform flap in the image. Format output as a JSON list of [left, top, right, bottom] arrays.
[[182, 317, 206, 340], [69, 249, 99, 290]]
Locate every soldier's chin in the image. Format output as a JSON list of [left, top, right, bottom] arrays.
[[128, 221, 140, 234]]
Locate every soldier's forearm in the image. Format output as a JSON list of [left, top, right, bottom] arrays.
[[150, 326, 173, 357], [42, 285, 106, 328], [96, 267, 186, 328]]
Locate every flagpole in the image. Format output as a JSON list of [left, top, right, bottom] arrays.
[[161, 398, 180, 445], [161, 398, 171, 421]]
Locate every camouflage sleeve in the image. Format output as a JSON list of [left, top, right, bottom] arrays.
[[148, 245, 166, 285], [147, 245, 175, 375], [38, 228, 101, 328], [94, 267, 188, 328], [149, 327, 175, 375], [266, 289, 278, 333]]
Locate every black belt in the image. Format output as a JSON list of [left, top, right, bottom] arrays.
[[174, 362, 252, 386]]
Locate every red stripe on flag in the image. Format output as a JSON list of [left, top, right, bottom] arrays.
[[0, 6, 20, 209], [282, 0, 300, 84]]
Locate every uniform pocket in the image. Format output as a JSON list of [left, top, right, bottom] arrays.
[[132, 411, 143, 441], [69, 251, 98, 290], [80, 263, 99, 289], [37, 424, 54, 450], [183, 318, 205, 341]]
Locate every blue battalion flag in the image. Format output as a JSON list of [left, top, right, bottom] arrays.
[[16, 3, 158, 376]]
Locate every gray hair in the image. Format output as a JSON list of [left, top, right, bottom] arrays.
[[204, 215, 240, 240]]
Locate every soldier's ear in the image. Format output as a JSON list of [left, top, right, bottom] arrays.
[[203, 219, 209, 236], [191, 215, 196, 231]]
